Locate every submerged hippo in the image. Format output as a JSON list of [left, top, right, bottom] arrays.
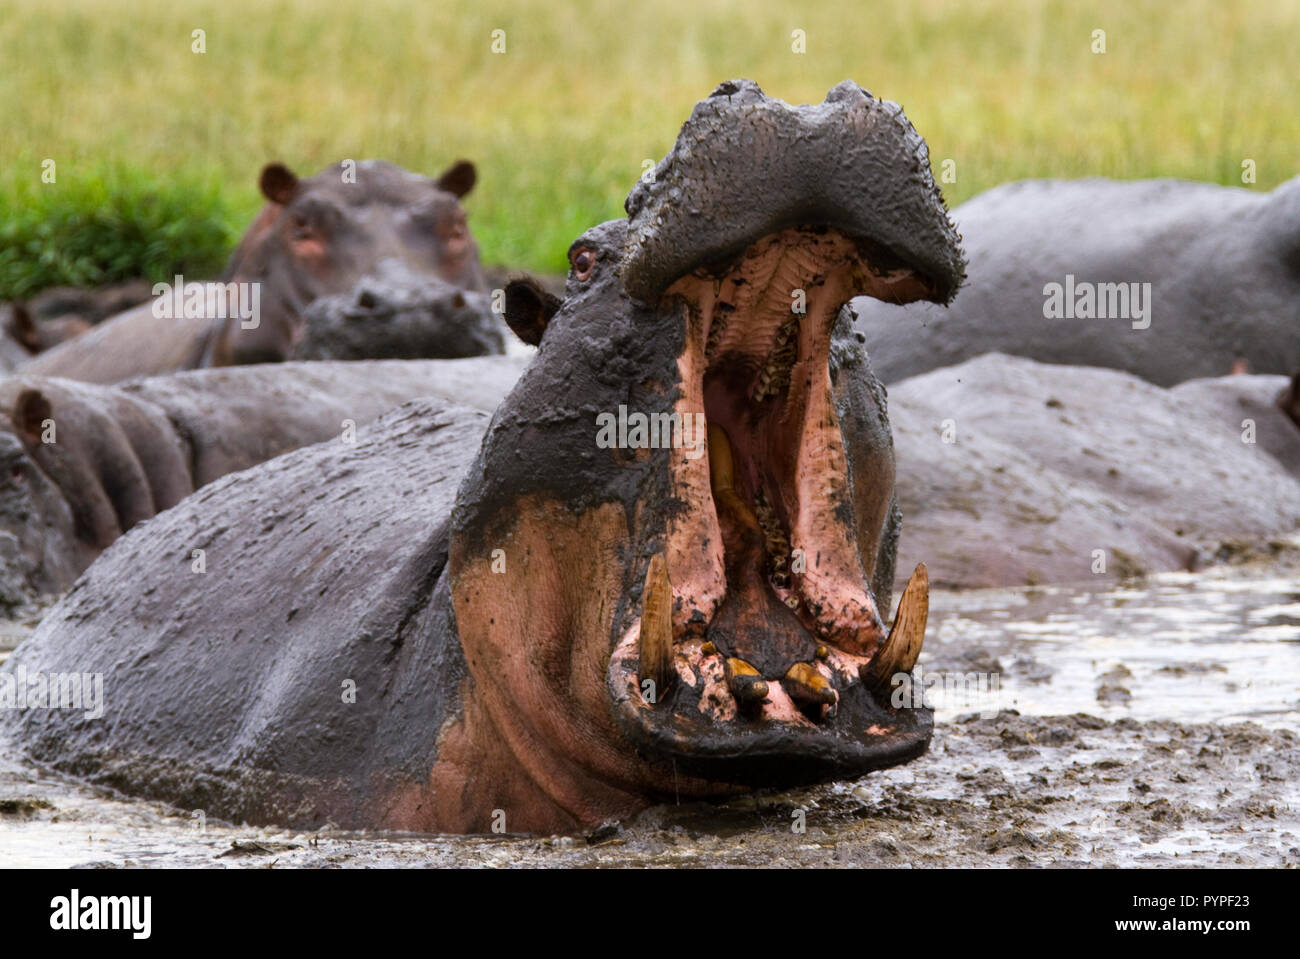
[[0, 358, 527, 612], [2, 80, 964, 834], [20, 159, 487, 384], [2, 301, 99, 374], [886, 353, 1300, 590], [852, 175, 1300, 387]]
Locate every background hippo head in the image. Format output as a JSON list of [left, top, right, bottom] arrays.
[[218, 158, 486, 364], [447, 79, 964, 815]]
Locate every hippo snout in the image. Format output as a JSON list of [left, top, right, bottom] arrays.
[[621, 79, 965, 307]]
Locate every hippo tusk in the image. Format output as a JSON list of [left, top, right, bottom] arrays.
[[724, 656, 769, 707], [639, 553, 675, 701], [861, 562, 929, 688], [782, 661, 838, 709]]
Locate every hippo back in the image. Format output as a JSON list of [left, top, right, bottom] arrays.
[[19, 300, 228, 386], [1, 399, 488, 828], [852, 176, 1299, 385]]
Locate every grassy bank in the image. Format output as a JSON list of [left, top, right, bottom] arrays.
[[1, 0, 1296, 297]]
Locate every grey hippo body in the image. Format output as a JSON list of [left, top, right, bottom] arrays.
[[2, 80, 964, 835], [0, 358, 527, 612], [888, 353, 1300, 589], [852, 175, 1300, 386]]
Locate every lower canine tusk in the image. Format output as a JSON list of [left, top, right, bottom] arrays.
[[639, 553, 675, 700], [861, 562, 929, 688]]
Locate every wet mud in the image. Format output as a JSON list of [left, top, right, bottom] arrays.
[[1, 552, 1296, 867]]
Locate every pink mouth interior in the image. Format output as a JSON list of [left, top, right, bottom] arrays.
[[615, 226, 932, 726]]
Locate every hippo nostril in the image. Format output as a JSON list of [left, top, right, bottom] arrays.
[[451, 293, 466, 309], [357, 290, 378, 309]]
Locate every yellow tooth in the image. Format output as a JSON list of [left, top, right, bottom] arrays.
[[725, 656, 768, 707], [639, 553, 674, 698], [783, 662, 837, 707], [709, 425, 761, 531], [708, 424, 735, 494], [862, 562, 929, 687]]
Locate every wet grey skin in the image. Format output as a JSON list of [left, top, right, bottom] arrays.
[[1, 80, 964, 834], [852, 175, 1300, 387]]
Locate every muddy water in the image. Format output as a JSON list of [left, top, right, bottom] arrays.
[[1, 557, 1297, 867]]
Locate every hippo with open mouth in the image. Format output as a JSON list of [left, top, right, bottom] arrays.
[[1, 80, 963, 834]]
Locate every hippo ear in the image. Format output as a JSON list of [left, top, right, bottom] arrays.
[[4, 303, 38, 353], [259, 163, 300, 205], [435, 160, 477, 199], [14, 388, 52, 446], [503, 278, 561, 346]]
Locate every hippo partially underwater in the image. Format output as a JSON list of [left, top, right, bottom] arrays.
[[19, 158, 493, 384], [1, 80, 966, 834], [852, 175, 1300, 387]]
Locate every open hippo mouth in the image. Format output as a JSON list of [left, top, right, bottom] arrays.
[[605, 80, 963, 787]]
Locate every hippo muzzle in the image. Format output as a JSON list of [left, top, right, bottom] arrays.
[[606, 81, 964, 786]]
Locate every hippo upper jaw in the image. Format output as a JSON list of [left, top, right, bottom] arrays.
[[605, 224, 936, 788], [621, 79, 965, 307]]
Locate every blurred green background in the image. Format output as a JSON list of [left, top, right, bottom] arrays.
[[1, 0, 1295, 298]]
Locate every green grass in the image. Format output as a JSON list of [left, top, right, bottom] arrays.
[[1, 0, 1297, 298]]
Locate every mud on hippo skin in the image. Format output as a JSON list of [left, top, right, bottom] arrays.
[[21, 158, 486, 385], [853, 175, 1300, 387], [2, 79, 964, 834], [0, 357, 527, 612], [295, 259, 505, 360]]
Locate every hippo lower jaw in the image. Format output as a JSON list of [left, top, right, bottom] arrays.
[[607, 226, 934, 787]]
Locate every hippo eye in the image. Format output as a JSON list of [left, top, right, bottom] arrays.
[[571, 247, 597, 281]]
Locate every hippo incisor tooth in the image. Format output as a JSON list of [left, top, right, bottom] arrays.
[[861, 562, 929, 688], [725, 656, 769, 707], [783, 662, 837, 707], [639, 553, 674, 700]]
